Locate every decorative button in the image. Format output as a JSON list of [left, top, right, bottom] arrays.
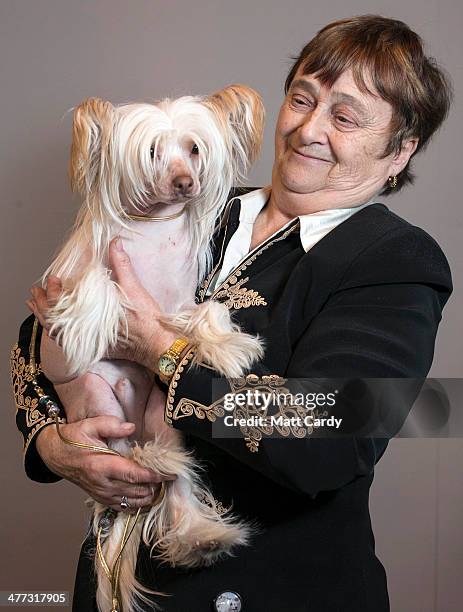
[[213, 590, 242, 611]]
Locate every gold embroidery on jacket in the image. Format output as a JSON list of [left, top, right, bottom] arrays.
[[172, 397, 225, 423], [11, 327, 66, 456], [165, 351, 317, 453], [165, 347, 227, 426], [24, 418, 65, 457], [165, 346, 199, 426], [167, 221, 301, 451], [198, 219, 298, 302], [210, 222, 298, 299], [214, 275, 267, 310], [224, 374, 314, 452], [198, 267, 219, 303], [195, 491, 230, 515], [10, 343, 44, 428]]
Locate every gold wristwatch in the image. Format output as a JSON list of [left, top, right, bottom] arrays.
[[158, 337, 190, 383]]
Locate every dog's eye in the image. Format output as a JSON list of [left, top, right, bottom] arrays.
[[191, 144, 199, 155], [150, 146, 155, 159]]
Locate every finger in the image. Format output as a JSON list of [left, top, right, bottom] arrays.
[[88, 443, 177, 486], [85, 492, 149, 514], [108, 237, 142, 297], [45, 276, 63, 303], [109, 482, 155, 499], [84, 415, 135, 440], [31, 286, 53, 316], [105, 456, 176, 485], [107, 492, 158, 513], [91, 480, 154, 504]]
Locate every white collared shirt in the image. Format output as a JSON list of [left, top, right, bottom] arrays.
[[206, 186, 377, 296]]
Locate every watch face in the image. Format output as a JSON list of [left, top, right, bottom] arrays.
[[159, 355, 176, 376]]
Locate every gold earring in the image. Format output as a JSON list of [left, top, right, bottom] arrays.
[[388, 175, 398, 189]]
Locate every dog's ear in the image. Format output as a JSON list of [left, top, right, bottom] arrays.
[[205, 84, 265, 178], [69, 97, 114, 194]]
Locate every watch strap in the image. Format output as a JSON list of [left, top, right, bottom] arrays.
[[164, 337, 189, 360], [158, 337, 189, 383]]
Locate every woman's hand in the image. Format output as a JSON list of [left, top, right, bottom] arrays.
[[36, 416, 176, 513], [26, 237, 177, 372], [26, 276, 62, 333], [106, 237, 177, 371]]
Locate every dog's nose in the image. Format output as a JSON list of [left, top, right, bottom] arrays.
[[173, 175, 194, 196]]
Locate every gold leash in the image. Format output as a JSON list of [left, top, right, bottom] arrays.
[[97, 508, 142, 612]]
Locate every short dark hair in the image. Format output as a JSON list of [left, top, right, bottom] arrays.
[[285, 15, 453, 195]]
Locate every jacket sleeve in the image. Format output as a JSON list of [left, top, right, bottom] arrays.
[[163, 226, 453, 496], [10, 314, 66, 483]]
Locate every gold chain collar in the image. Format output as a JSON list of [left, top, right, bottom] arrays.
[[125, 205, 187, 222]]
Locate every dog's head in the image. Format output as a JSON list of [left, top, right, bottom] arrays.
[[69, 86, 264, 278], [69, 85, 264, 220]]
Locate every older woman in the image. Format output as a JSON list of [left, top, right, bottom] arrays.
[[15, 15, 452, 612]]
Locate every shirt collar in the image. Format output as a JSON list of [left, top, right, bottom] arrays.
[[233, 185, 378, 252]]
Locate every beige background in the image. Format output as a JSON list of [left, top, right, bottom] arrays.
[[1, 1, 462, 610]]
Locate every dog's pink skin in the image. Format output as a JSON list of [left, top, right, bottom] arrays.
[[121, 210, 197, 313]]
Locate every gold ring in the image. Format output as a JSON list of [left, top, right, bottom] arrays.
[[120, 495, 130, 510]]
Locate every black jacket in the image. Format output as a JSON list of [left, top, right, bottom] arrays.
[[11, 190, 453, 611]]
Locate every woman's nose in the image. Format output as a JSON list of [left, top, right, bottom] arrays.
[[298, 108, 329, 145]]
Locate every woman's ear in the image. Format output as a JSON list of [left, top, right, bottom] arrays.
[[205, 84, 265, 179], [69, 97, 114, 194], [390, 137, 419, 176]]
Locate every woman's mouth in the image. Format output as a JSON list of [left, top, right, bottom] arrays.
[[291, 147, 332, 164]]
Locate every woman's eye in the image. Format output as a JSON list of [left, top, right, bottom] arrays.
[[292, 96, 308, 107], [150, 146, 155, 159], [335, 115, 354, 125], [191, 144, 199, 155]]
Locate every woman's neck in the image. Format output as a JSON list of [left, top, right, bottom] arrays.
[[269, 175, 379, 217], [249, 195, 295, 251]]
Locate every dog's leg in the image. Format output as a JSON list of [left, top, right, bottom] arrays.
[[54, 377, 131, 457], [137, 385, 254, 568], [45, 264, 126, 377], [160, 301, 265, 378], [64, 365, 165, 612], [89, 360, 154, 455], [134, 432, 254, 568]]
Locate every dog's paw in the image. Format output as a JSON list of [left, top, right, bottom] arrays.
[[195, 332, 264, 378], [163, 301, 265, 377]]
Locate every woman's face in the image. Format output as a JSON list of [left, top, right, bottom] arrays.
[[273, 67, 416, 208]]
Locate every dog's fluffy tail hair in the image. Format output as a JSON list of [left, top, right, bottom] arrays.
[[137, 434, 255, 570], [45, 263, 126, 376]]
